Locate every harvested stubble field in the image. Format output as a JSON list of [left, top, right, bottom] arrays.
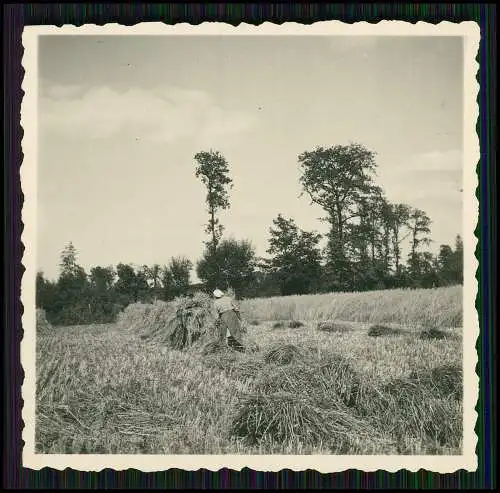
[[35, 286, 463, 455]]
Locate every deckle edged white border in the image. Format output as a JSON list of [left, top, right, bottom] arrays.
[[20, 20, 480, 473]]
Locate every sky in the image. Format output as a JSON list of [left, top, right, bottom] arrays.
[[37, 34, 464, 282]]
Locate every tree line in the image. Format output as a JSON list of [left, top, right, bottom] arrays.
[[36, 143, 463, 326]]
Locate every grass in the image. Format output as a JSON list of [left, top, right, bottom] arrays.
[[35, 286, 463, 455], [240, 285, 462, 328]]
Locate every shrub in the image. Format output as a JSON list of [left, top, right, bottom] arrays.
[[288, 320, 304, 328]]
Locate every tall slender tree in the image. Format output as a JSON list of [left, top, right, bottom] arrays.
[[378, 198, 395, 277], [59, 242, 83, 279], [55, 242, 90, 324], [388, 203, 411, 275], [407, 208, 432, 280], [194, 150, 233, 253], [453, 234, 464, 284]]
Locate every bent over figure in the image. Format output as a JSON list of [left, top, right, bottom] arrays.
[[213, 289, 244, 352]]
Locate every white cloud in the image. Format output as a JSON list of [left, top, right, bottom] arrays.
[[39, 84, 257, 145], [379, 148, 463, 204], [45, 83, 83, 100]]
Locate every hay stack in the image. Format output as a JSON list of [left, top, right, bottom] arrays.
[[264, 344, 302, 365], [116, 302, 165, 334], [317, 321, 352, 333], [257, 353, 361, 408], [231, 391, 385, 452], [120, 293, 217, 350], [36, 308, 52, 334], [232, 392, 338, 446], [420, 327, 447, 340], [162, 293, 217, 349], [368, 324, 402, 337], [378, 371, 463, 446], [230, 351, 396, 452], [409, 364, 463, 401]]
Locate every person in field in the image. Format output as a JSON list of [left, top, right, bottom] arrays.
[[213, 288, 245, 352]]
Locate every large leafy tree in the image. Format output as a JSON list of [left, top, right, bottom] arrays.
[[89, 266, 115, 292], [415, 251, 440, 288], [264, 214, 322, 295], [115, 263, 148, 304], [437, 244, 455, 285], [162, 256, 193, 300], [36, 271, 58, 311], [297, 143, 378, 288], [88, 265, 117, 322], [436, 234, 463, 285], [197, 238, 256, 299], [194, 150, 233, 253]]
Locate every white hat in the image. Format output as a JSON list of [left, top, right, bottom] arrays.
[[213, 289, 224, 298]]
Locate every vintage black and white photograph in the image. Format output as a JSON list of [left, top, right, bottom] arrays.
[[21, 21, 479, 472]]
